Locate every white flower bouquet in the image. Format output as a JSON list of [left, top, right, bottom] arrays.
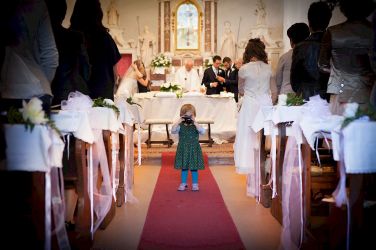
[[151, 54, 172, 68], [7, 97, 60, 135], [160, 82, 182, 92]]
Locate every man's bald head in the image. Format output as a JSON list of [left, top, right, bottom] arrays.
[[184, 60, 194, 71]]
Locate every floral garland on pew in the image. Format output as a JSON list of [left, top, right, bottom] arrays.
[[341, 103, 376, 129], [126, 97, 142, 108], [277, 93, 305, 106], [92, 97, 120, 117], [7, 97, 61, 136]]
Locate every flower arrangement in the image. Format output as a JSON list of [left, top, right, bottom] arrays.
[[92, 97, 120, 117], [286, 93, 305, 106], [160, 82, 182, 92], [7, 97, 61, 135], [151, 54, 171, 68], [341, 103, 376, 129]]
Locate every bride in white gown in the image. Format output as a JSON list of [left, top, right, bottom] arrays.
[[116, 59, 149, 98], [234, 38, 273, 198]]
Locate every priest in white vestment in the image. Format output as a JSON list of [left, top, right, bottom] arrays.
[[174, 60, 201, 92]]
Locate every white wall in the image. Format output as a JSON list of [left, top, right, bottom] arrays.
[[63, 0, 159, 43], [282, 0, 346, 53], [217, 0, 284, 54], [62, 0, 348, 55]]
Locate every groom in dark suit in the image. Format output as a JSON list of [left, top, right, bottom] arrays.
[[219, 57, 241, 102], [202, 55, 226, 95]]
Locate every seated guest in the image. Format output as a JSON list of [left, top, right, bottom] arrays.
[[174, 59, 201, 92], [319, 0, 375, 114], [202, 55, 226, 95], [217, 57, 242, 102], [275, 23, 310, 95]]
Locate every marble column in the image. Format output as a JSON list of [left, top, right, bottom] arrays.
[[158, 0, 171, 53], [204, 0, 217, 54], [164, 1, 171, 52]]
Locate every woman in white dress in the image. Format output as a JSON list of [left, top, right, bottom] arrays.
[[234, 38, 273, 198], [116, 59, 149, 98]]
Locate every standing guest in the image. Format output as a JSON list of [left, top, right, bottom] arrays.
[[217, 57, 242, 102], [172, 104, 205, 191], [174, 60, 201, 92], [0, 0, 58, 114], [70, 0, 121, 100], [45, 0, 90, 105], [116, 60, 150, 97], [275, 23, 310, 95], [234, 38, 272, 198], [291, 1, 332, 101], [201, 55, 226, 95], [134, 60, 151, 93], [319, 0, 375, 114]]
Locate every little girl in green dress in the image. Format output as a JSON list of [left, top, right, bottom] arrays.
[[172, 104, 205, 191]]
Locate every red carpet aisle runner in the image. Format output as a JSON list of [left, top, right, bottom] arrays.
[[138, 152, 245, 250]]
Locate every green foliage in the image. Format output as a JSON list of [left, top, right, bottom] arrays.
[[341, 104, 376, 129], [92, 97, 120, 117], [160, 83, 182, 92], [6, 106, 61, 135], [126, 97, 142, 108], [286, 93, 305, 106]]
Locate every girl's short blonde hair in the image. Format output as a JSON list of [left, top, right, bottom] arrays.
[[180, 104, 196, 117]]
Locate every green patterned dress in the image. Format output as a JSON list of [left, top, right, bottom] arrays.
[[174, 123, 205, 170]]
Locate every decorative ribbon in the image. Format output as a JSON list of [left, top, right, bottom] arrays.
[[51, 168, 70, 250], [45, 171, 51, 250], [137, 123, 142, 165], [111, 132, 119, 202], [87, 144, 94, 238], [332, 132, 350, 250], [91, 129, 112, 234]]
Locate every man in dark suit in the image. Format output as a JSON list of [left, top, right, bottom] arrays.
[[218, 57, 241, 102], [202, 55, 225, 95]]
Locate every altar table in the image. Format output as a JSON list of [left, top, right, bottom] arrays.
[[133, 93, 237, 142]]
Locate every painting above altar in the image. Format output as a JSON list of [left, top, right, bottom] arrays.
[[176, 2, 200, 51]]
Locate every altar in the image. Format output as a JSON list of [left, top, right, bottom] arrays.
[[132, 92, 237, 143]]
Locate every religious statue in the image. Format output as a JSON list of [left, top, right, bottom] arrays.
[[254, 0, 267, 27], [220, 21, 236, 60], [138, 25, 156, 68], [107, 0, 119, 27]]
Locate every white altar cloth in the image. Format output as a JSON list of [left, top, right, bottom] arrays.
[[133, 94, 237, 142]]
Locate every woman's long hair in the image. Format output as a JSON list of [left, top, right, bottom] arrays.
[[242, 38, 268, 64], [134, 60, 147, 80]]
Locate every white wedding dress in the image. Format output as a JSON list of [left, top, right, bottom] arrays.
[[115, 68, 138, 98], [234, 61, 272, 198]]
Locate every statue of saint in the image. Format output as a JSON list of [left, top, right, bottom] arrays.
[[107, 0, 119, 27], [254, 0, 267, 26], [219, 21, 236, 60], [138, 25, 156, 68]]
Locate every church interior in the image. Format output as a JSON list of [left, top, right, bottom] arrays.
[[1, 0, 376, 249]]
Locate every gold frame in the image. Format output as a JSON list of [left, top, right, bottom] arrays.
[[173, 0, 202, 52]]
